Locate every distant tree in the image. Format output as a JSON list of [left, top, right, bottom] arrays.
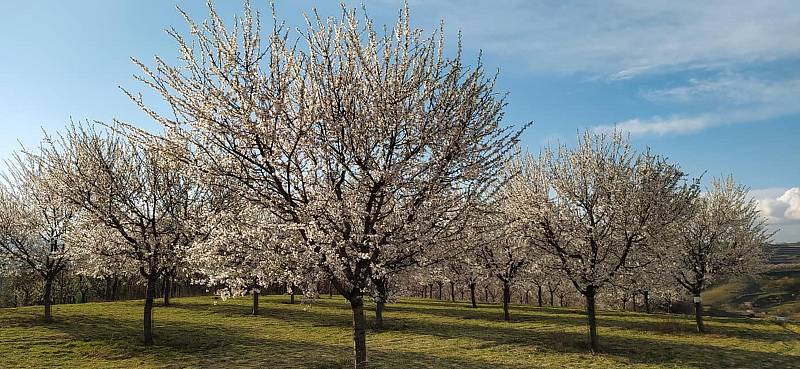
[[67, 218, 138, 301], [522, 255, 560, 307], [504, 132, 698, 351], [669, 176, 770, 333], [444, 251, 485, 308], [36, 125, 206, 345], [475, 212, 528, 321], [0, 150, 74, 321], [189, 200, 290, 315]]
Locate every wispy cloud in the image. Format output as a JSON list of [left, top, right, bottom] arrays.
[[381, 1, 800, 137], [594, 115, 712, 136], [593, 76, 800, 136], [387, 0, 800, 78], [641, 76, 800, 104]]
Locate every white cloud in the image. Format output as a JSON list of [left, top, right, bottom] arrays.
[[380, 0, 800, 78], [642, 76, 800, 104], [771, 188, 800, 221], [594, 115, 712, 136], [593, 76, 800, 136], [754, 187, 800, 242], [381, 1, 800, 136]]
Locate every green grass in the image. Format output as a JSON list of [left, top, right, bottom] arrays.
[[0, 296, 798, 368]]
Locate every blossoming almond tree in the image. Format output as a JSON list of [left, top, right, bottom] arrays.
[[190, 199, 293, 315], [119, 3, 525, 367], [474, 210, 529, 321], [35, 125, 207, 345], [504, 132, 698, 351], [66, 215, 139, 301], [670, 176, 770, 333], [0, 151, 74, 322], [444, 248, 485, 308]]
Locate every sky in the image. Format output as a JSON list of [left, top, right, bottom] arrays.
[[0, 0, 798, 241]]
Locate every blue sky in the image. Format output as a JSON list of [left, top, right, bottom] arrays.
[[1, 0, 798, 241]]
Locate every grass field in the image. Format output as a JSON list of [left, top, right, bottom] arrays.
[[0, 296, 798, 368]]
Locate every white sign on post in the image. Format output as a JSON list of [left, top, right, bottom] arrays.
[[693, 296, 702, 303]]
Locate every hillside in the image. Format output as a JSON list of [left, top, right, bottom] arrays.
[[703, 243, 800, 320], [0, 296, 798, 368], [768, 243, 800, 265]]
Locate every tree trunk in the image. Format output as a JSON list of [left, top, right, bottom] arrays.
[[290, 290, 295, 304], [329, 280, 333, 298], [484, 286, 489, 302], [43, 277, 53, 322], [694, 294, 705, 333], [469, 283, 477, 308], [537, 285, 543, 307], [252, 291, 259, 315], [559, 294, 564, 307], [449, 282, 455, 302], [502, 282, 511, 321], [375, 299, 384, 330], [143, 274, 157, 345], [549, 290, 554, 306], [374, 278, 387, 330], [23, 286, 30, 306], [163, 274, 171, 306], [112, 275, 120, 300], [350, 295, 368, 369], [525, 290, 530, 305], [437, 282, 443, 300], [632, 294, 637, 312], [585, 286, 599, 352], [104, 276, 112, 300], [643, 291, 650, 314]]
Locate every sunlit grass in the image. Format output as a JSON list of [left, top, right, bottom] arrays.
[[0, 296, 797, 368]]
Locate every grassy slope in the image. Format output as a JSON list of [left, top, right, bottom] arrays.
[[703, 269, 800, 320], [0, 296, 798, 369], [703, 244, 800, 320]]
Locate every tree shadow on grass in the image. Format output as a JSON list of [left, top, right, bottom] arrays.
[[24, 309, 527, 369], [173, 297, 800, 369], [42, 297, 796, 369], [387, 299, 798, 343], [170, 296, 797, 347]]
